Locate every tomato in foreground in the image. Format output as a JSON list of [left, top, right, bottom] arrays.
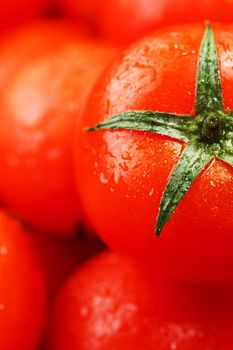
[[48, 252, 233, 350], [0, 210, 46, 350], [0, 20, 119, 235], [60, 0, 233, 45], [75, 23, 233, 282]]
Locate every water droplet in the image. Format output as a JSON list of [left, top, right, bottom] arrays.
[[46, 148, 62, 160], [0, 246, 8, 256], [149, 188, 154, 197], [114, 172, 120, 184], [80, 307, 88, 317], [170, 342, 177, 350], [99, 172, 109, 184]]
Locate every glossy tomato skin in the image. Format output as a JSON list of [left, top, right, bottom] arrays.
[[0, 20, 119, 235], [0, 210, 46, 350], [75, 23, 233, 282], [61, 0, 233, 45], [48, 252, 233, 350]]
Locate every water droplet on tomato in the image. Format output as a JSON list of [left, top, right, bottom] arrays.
[[99, 172, 109, 184]]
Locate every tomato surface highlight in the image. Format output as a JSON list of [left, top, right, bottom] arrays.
[[60, 0, 233, 45], [48, 252, 233, 350], [75, 23, 233, 282], [0, 20, 119, 235]]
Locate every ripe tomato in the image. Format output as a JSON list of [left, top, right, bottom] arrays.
[[75, 23, 233, 282], [0, 210, 46, 350], [0, 0, 48, 30], [48, 252, 233, 350], [32, 230, 104, 295], [61, 0, 233, 45], [0, 20, 119, 235]]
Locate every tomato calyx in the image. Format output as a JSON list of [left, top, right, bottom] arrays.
[[88, 24, 233, 237], [199, 113, 223, 143]]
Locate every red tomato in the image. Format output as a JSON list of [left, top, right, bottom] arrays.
[[0, 20, 119, 235], [0, 210, 46, 350], [75, 23, 233, 282], [0, 0, 48, 30], [32, 230, 104, 296], [60, 0, 233, 45], [48, 252, 233, 350]]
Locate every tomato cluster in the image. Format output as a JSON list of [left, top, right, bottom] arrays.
[[1, 1, 233, 350]]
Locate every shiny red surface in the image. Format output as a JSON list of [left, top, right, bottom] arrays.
[[0, 211, 46, 350], [61, 0, 233, 45], [0, 20, 119, 235], [0, 0, 48, 30], [76, 23, 233, 282], [49, 252, 233, 349]]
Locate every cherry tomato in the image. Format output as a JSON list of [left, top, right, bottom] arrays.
[[0, 20, 119, 235], [60, 0, 233, 45], [0, 210, 46, 350], [32, 230, 104, 295], [75, 23, 233, 282], [48, 252, 233, 350]]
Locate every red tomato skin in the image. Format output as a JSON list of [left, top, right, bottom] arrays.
[[0, 20, 119, 235], [48, 251, 233, 350], [0, 0, 48, 30], [0, 210, 46, 350], [60, 0, 233, 45], [75, 23, 233, 282]]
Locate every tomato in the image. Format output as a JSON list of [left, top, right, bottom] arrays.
[[32, 230, 104, 295], [0, 20, 119, 235], [0, 210, 46, 350], [75, 23, 233, 282], [48, 251, 233, 350], [60, 0, 233, 45], [0, 0, 48, 30]]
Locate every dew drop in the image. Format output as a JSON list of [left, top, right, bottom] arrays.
[[99, 172, 109, 184], [0, 246, 8, 256], [170, 342, 177, 350], [80, 307, 88, 317], [149, 188, 154, 197]]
